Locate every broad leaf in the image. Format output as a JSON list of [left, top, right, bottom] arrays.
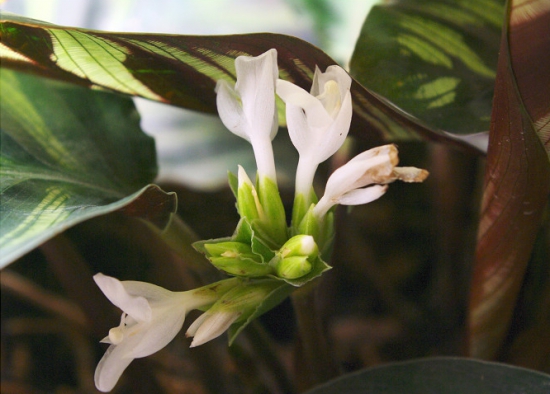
[[304, 357, 550, 394], [467, 0, 550, 359], [349, 0, 503, 139], [0, 69, 177, 268], [0, 13, 481, 152]]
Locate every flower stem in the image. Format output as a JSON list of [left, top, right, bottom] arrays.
[[291, 282, 339, 391], [245, 320, 295, 394]]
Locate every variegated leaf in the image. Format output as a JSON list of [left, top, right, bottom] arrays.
[[468, 0, 550, 359], [349, 0, 503, 140], [0, 13, 481, 152], [0, 69, 177, 268]]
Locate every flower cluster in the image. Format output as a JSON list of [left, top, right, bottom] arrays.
[[93, 48, 428, 392]]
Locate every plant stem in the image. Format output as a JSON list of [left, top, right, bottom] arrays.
[[291, 282, 339, 392], [246, 320, 295, 394]]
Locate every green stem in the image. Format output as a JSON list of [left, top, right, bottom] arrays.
[[245, 320, 295, 394], [291, 282, 339, 392]]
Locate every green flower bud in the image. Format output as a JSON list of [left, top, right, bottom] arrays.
[[209, 279, 283, 314], [237, 166, 262, 223], [236, 167, 287, 249], [204, 241, 273, 277], [270, 235, 318, 280], [291, 189, 318, 235], [297, 205, 335, 254], [279, 234, 318, 259], [275, 256, 312, 279], [257, 175, 288, 247], [187, 279, 285, 347]]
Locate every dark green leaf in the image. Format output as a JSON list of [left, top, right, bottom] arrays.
[[0, 69, 176, 268], [350, 0, 504, 135], [468, 0, 550, 358], [0, 13, 482, 152], [304, 357, 550, 394]]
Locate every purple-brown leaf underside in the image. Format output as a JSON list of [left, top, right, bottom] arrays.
[[118, 185, 178, 229], [508, 2, 550, 152], [0, 18, 481, 152], [468, 0, 550, 359]]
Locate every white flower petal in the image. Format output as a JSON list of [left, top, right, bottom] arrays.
[[128, 307, 187, 358], [277, 79, 332, 130], [278, 65, 353, 200], [93, 274, 151, 322], [185, 311, 209, 338], [310, 65, 324, 97], [313, 145, 398, 218], [338, 185, 388, 206], [322, 154, 389, 200], [94, 344, 134, 392], [284, 102, 310, 154], [235, 49, 278, 139], [314, 90, 353, 163], [216, 79, 247, 140], [313, 65, 352, 99], [189, 311, 240, 348], [121, 280, 174, 302]]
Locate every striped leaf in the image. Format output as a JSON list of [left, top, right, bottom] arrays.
[[349, 0, 503, 138], [468, 0, 550, 359], [0, 69, 177, 268], [0, 13, 480, 152]]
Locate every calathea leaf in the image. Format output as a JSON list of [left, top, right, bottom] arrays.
[[0, 13, 484, 151], [0, 69, 176, 268], [349, 0, 504, 148], [467, 0, 550, 359]]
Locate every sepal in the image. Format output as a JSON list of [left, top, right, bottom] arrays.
[[291, 188, 318, 235], [272, 254, 331, 287], [226, 280, 294, 345], [257, 175, 288, 247], [297, 204, 335, 256]]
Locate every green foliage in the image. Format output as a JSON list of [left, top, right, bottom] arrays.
[[0, 13, 486, 151], [304, 357, 550, 394], [350, 0, 504, 134], [0, 69, 176, 267]]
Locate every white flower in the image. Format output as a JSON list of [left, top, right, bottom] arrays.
[[216, 49, 279, 181], [186, 309, 241, 348], [313, 144, 429, 218], [186, 279, 284, 347], [93, 273, 236, 392], [276, 65, 353, 197]]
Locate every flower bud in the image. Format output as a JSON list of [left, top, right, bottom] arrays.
[[237, 166, 263, 223], [275, 256, 312, 279], [204, 241, 273, 277], [257, 175, 288, 247], [280, 234, 318, 259], [187, 279, 284, 347], [271, 235, 318, 279]]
